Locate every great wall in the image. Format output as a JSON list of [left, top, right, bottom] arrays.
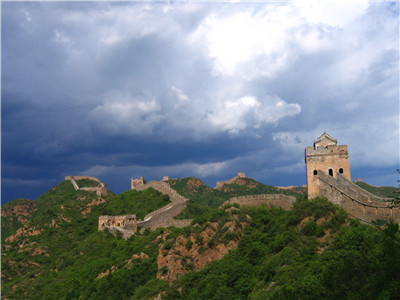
[[65, 175, 108, 196], [316, 171, 399, 223], [221, 194, 296, 210], [98, 179, 192, 239], [305, 132, 399, 224], [65, 133, 399, 239], [215, 172, 246, 188]]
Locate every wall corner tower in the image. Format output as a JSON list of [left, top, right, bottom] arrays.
[[305, 132, 351, 199]]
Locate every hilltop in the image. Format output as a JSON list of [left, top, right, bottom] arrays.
[[2, 176, 399, 299]]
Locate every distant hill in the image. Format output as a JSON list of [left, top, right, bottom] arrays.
[[1, 177, 399, 299], [168, 176, 306, 219], [169, 177, 305, 207], [355, 181, 399, 199]]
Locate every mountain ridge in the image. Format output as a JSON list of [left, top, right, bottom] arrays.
[[2, 176, 399, 299]]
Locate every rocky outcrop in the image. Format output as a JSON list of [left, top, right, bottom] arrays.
[[157, 213, 250, 282], [5, 226, 43, 243]]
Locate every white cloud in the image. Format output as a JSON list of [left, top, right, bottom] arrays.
[[187, 3, 355, 78], [273, 114, 399, 169], [292, 0, 369, 27], [171, 86, 190, 104], [3, 1, 399, 202], [87, 92, 161, 135], [81, 160, 231, 181], [197, 95, 300, 136]]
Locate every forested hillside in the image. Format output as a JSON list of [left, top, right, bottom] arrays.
[[2, 178, 399, 299]]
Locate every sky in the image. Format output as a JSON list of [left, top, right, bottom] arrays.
[[2, 1, 399, 204]]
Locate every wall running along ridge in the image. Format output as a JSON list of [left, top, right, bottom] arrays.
[[317, 171, 400, 224], [215, 172, 246, 189], [65, 175, 108, 196], [221, 194, 296, 210], [99, 179, 191, 238]]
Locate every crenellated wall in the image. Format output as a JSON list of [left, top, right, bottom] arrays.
[[100, 178, 191, 238], [221, 194, 296, 210], [215, 172, 246, 189], [65, 175, 108, 196], [133, 181, 188, 204], [98, 214, 136, 229], [305, 133, 351, 199], [316, 171, 400, 224], [138, 202, 190, 230]]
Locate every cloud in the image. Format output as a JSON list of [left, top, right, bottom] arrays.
[[206, 95, 301, 135], [81, 160, 231, 183], [2, 1, 398, 203], [87, 91, 161, 136], [273, 114, 399, 169], [171, 86, 190, 104], [292, 0, 369, 27]]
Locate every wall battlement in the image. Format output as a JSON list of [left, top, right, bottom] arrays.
[[221, 194, 296, 210], [305, 133, 351, 199], [99, 178, 190, 238], [215, 172, 246, 189], [305, 133, 399, 224], [65, 175, 108, 196], [305, 144, 348, 156], [316, 171, 400, 223], [98, 215, 137, 234]]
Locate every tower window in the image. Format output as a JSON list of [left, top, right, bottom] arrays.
[[329, 169, 333, 176], [313, 170, 318, 175], [339, 168, 344, 174]]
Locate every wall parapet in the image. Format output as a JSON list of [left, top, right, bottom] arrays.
[[221, 194, 296, 210], [316, 171, 400, 224], [215, 172, 246, 189], [100, 178, 190, 239], [65, 175, 108, 196]]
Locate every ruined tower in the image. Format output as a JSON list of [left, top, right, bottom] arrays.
[[305, 132, 351, 199]]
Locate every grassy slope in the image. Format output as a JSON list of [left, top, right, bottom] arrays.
[[170, 177, 306, 219], [355, 181, 399, 199], [1, 198, 37, 241]]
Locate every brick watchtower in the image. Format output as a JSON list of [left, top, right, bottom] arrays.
[[305, 132, 351, 199]]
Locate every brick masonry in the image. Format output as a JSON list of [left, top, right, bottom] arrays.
[[99, 178, 192, 238], [65, 175, 108, 196], [317, 171, 400, 223], [221, 194, 296, 210], [306, 133, 399, 224]]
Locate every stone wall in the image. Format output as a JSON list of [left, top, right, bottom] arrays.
[[215, 172, 246, 189], [317, 171, 400, 224], [65, 175, 108, 196], [99, 179, 190, 238], [66, 175, 102, 184], [98, 215, 137, 231], [131, 177, 146, 189], [305, 133, 351, 199], [221, 194, 296, 210], [133, 181, 188, 204], [138, 201, 188, 229]]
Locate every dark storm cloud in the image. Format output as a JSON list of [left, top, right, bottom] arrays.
[[2, 1, 398, 203]]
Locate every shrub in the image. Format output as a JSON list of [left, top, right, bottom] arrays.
[[185, 239, 193, 250]]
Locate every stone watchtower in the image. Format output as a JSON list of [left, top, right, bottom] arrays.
[[305, 132, 351, 199]]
